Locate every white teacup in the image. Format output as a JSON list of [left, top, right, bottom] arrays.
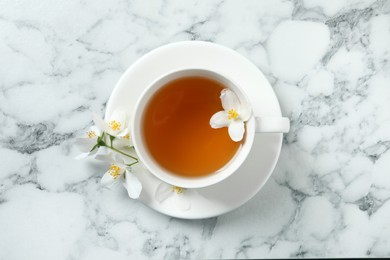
[[131, 69, 289, 189]]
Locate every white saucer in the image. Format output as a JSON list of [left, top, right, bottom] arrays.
[[106, 41, 283, 219]]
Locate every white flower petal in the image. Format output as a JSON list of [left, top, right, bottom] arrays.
[[238, 102, 252, 121], [77, 148, 99, 160], [116, 128, 133, 147], [110, 110, 127, 126], [90, 125, 102, 136], [74, 137, 97, 153], [210, 111, 229, 128], [175, 193, 191, 211], [221, 89, 240, 111], [95, 153, 114, 162], [155, 182, 173, 203], [120, 154, 138, 166], [101, 171, 116, 186], [108, 110, 127, 135], [93, 147, 116, 162], [228, 120, 245, 142], [117, 127, 129, 137], [123, 171, 142, 199], [92, 112, 109, 132], [75, 152, 90, 160], [95, 148, 136, 166], [113, 153, 127, 166], [112, 137, 131, 148]]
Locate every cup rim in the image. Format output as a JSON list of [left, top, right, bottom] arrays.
[[131, 68, 256, 188]]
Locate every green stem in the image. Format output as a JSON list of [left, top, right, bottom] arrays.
[[96, 132, 138, 163], [109, 135, 115, 148], [109, 146, 139, 161], [126, 161, 138, 167]]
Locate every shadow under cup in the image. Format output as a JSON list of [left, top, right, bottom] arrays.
[[131, 69, 256, 189]]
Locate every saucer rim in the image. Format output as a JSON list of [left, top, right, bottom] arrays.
[[106, 41, 283, 219]]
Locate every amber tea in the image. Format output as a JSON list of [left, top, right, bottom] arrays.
[[142, 76, 240, 177]]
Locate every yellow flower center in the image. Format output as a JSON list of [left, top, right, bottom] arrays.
[[123, 133, 130, 140], [109, 120, 122, 131], [172, 186, 184, 194], [87, 131, 97, 138], [228, 109, 239, 120], [108, 164, 122, 179]]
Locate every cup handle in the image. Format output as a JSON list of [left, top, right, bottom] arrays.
[[255, 117, 290, 133]]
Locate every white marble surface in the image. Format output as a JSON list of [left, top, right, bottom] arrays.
[[0, 0, 389, 259]]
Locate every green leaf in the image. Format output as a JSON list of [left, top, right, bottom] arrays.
[[89, 143, 98, 152], [110, 135, 115, 142]]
